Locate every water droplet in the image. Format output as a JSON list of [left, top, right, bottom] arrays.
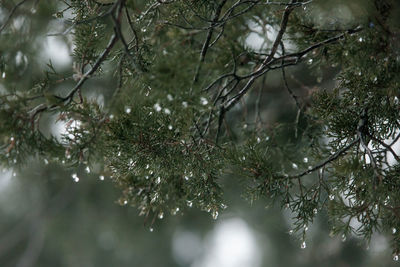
[[265, 136, 270, 141], [313, 208, 318, 214], [44, 159, 49, 165], [155, 176, 161, 184], [301, 241, 306, 249], [307, 58, 313, 65], [125, 106, 131, 114], [373, 77, 378, 83], [12, 172, 16, 177], [164, 108, 171, 115], [284, 203, 290, 209], [358, 71, 362, 76], [212, 210, 219, 220], [292, 163, 298, 169], [304, 225, 309, 231], [187, 201, 193, 207], [358, 37, 364, 42], [341, 234, 346, 242], [109, 114, 114, 120], [200, 97, 208, 106], [182, 101, 188, 108], [256, 137, 261, 143], [329, 194, 335, 200], [184, 175, 189, 181], [153, 103, 162, 112], [2, 72, 5, 79], [303, 157, 308, 163], [123, 200, 128, 205], [374, 204, 379, 210], [394, 255, 399, 261], [158, 212, 164, 219], [289, 230, 294, 235], [220, 203, 228, 209], [393, 228, 397, 234], [141, 28, 147, 33], [149, 227, 154, 232], [72, 173, 79, 182], [172, 207, 180, 215], [99, 175, 105, 181], [167, 94, 173, 101], [168, 125, 173, 130], [243, 124, 248, 129], [85, 166, 90, 173], [241, 156, 246, 161], [303, 5, 307, 11]]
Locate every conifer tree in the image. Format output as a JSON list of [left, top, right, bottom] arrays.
[[1, 0, 399, 258]]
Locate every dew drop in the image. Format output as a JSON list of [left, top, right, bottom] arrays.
[[329, 194, 335, 201], [313, 208, 318, 215], [184, 175, 189, 181], [289, 230, 294, 235], [167, 94, 173, 101], [125, 106, 131, 114], [393, 228, 397, 234], [292, 163, 298, 169], [358, 37, 364, 42], [99, 175, 105, 181], [2, 72, 5, 79], [187, 200, 193, 207], [200, 97, 208, 106], [72, 173, 79, 182], [341, 234, 346, 242], [85, 166, 90, 173], [256, 137, 261, 143], [123, 200, 128, 205], [304, 225, 309, 231], [149, 227, 154, 232], [44, 159, 49, 165], [303, 157, 308, 163], [301, 241, 306, 249], [158, 212, 164, 219], [182, 101, 188, 108], [168, 125, 173, 130], [212, 210, 219, 220], [172, 207, 180, 215], [394, 255, 399, 261], [307, 58, 313, 65], [153, 103, 162, 112], [164, 108, 171, 115], [155, 176, 161, 184]]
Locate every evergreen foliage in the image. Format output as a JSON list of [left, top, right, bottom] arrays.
[[1, 0, 399, 257]]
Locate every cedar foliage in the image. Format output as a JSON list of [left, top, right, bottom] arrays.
[[1, 0, 399, 257]]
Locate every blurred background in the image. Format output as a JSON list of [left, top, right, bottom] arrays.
[[0, 0, 399, 266]]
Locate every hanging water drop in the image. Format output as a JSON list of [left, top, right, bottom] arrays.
[[99, 175, 105, 181], [341, 234, 346, 242], [158, 212, 164, 219], [149, 227, 154, 232], [172, 207, 180, 215], [155, 176, 161, 184], [256, 137, 261, 143], [289, 230, 294, 235], [292, 163, 298, 169], [394, 255, 399, 261], [72, 173, 79, 182], [2, 72, 5, 79], [393, 228, 397, 234], [307, 58, 313, 65], [200, 97, 208, 106], [187, 200, 193, 207], [123, 200, 128, 205], [85, 166, 90, 173], [125, 106, 131, 114], [300, 241, 306, 249], [212, 210, 219, 220], [313, 208, 318, 215], [168, 125, 173, 130], [303, 157, 308, 163]]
